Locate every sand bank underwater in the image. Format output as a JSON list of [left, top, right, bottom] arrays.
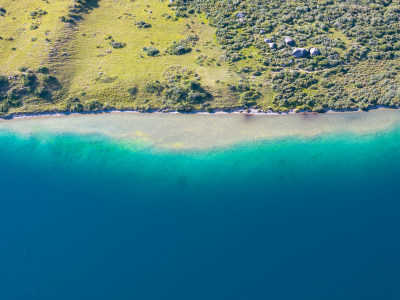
[[1, 108, 400, 149]]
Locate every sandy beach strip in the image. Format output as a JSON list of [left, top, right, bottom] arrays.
[[0, 108, 399, 150]]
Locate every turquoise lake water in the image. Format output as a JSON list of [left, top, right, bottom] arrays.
[[0, 113, 400, 299]]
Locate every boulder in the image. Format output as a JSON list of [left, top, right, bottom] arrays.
[[237, 12, 246, 18], [264, 38, 272, 43], [284, 36, 295, 46], [310, 48, 321, 56], [292, 48, 308, 58], [259, 29, 266, 35], [268, 43, 276, 49]]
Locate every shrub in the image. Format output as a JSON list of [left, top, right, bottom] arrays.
[[21, 74, 36, 86], [42, 75, 58, 84], [135, 21, 152, 28], [127, 87, 138, 96], [110, 41, 126, 49], [239, 90, 261, 106], [7, 89, 18, 101], [0, 100, 11, 113], [145, 81, 164, 93], [166, 36, 198, 56], [66, 97, 83, 111], [34, 87, 50, 98], [0, 75, 8, 87], [30, 9, 47, 19], [143, 46, 160, 56], [37, 67, 49, 74], [60, 16, 74, 23], [84, 100, 102, 111], [166, 42, 192, 55]]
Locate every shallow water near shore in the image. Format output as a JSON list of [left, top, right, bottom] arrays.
[[1, 110, 400, 299]]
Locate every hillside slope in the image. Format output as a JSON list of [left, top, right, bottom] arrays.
[[1, 0, 400, 116]]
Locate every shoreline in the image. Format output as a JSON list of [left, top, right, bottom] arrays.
[[1, 107, 400, 150], [1, 105, 400, 121]]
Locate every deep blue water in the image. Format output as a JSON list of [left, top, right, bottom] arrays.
[[0, 129, 400, 299]]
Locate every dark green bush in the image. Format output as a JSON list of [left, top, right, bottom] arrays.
[[42, 75, 58, 84], [145, 81, 164, 93], [84, 100, 102, 111], [166, 42, 192, 55], [135, 21, 152, 28], [37, 67, 49, 74], [127, 87, 138, 96], [110, 41, 126, 49], [35, 87, 50, 98], [21, 74, 36, 86], [240, 90, 261, 106], [66, 97, 83, 111], [30, 9, 47, 19], [0, 99, 11, 113], [0, 75, 8, 87]]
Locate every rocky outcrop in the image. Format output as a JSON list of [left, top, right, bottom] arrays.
[[284, 36, 295, 46], [310, 48, 321, 56], [292, 48, 308, 58]]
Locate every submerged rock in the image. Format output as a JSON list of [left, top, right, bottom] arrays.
[[292, 48, 308, 58]]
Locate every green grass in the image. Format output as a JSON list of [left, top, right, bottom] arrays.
[[2, 0, 399, 115], [0, 0, 242, 115]]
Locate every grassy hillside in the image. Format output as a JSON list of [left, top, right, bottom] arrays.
[[1, 0, 400, 116], [0, 0, 241, 115]]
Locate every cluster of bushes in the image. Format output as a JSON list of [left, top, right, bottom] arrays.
[[105, 35, 126, 49], [166, 35, 198, 55], [265, 60, 400, 112], [227, 82, 262, 107], [144, 66, 210, 111], [267, 71, 320, 111], [0, 75, 10, 113], [65, 97, 83, 111], [0, 68, 62, 114], [29, 9, 47, 19], [135, 21, 151, 28], [65, 97, 103, 112], [60, 0, 95, 24], [0, 87, 22, 114], [173, 0, 400, 70], [168, 0, 400, 111], [110, 41, 126, 49], [143, 46, 160, 56], [0, 75, 8, 87]]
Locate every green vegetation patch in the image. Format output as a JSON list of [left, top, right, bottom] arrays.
[[1, 0, 400, 116]]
